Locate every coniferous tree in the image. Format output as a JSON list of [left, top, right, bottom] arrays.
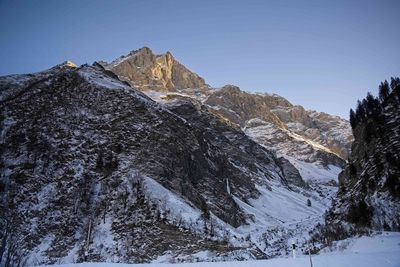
[[364, 121, 377, 143], [366, 92, 375, 115], [96, 152, 104, 170], [362, 99, 368, 111], [200, 198, 210, 220], [347, 199, 372, 227], [356, 100, 366, 121], [349, 108, 357, 129], [390, 77, 400, 90], [372, 96, 382, 116], [349, 162, 357, 177], [379, 80, 390, 102]]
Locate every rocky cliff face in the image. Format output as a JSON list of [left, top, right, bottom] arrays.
[[100, 47, 208, 92], [205, 85, 288, 130], [205, 85, 350, 170], [106, 48, 353, 187], [0, 63, 330, 265]]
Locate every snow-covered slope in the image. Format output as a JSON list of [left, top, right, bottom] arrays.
[[0, 63, 340, 265], [60, 48, 356, 263], [38, 232, 400, 267]]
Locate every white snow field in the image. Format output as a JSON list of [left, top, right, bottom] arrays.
[[39, 232, 400, 267]]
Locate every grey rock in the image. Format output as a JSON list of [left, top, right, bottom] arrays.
[[100, 47, 208, 92]]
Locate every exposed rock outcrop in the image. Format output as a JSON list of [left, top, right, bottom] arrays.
[[205, 85, 287, 129], [205, 86, 349, 175], [100, 47, 208, 92], [104, 48, 353, 180]]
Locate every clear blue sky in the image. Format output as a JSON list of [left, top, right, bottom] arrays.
[[1, 0, 399, 118]]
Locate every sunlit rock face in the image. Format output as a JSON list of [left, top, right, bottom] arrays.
[[100, 47, 208, 92], [105, 48, 353, 175], [205, 86, 352, 165]]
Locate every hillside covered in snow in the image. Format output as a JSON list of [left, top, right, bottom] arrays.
[[38, 232, 400, 267], [0, 62, 340, 266], [1, 48, 398, 267]]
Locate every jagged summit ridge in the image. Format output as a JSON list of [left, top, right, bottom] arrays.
[[104, 47, 353, 184], [64, 60, 77, 68], [100, 47, 208, 92], [52, 60, 78, 69], [205, 85, 350, 166]]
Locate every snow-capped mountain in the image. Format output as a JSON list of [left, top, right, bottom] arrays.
[[0, 62, 335, 265], [103, 48, 353, 186]]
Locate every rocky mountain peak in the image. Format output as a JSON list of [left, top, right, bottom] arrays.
[[220, 84, 241, 92], [123, 46, 156, 67], [0, 49, 363, 265], [101, 47, 207, 92], [51, 60, 78, 70], [103, 47, 352, 174], [164, 50, 174, 58], [130, 46, 153, 54], [64, 60, 77, 68]]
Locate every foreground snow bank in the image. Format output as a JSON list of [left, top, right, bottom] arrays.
[[39, 232, 400, 267], [37, 252, 400, 267]]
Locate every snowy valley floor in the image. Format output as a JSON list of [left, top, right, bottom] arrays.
[[40, 232, 400, 267]]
